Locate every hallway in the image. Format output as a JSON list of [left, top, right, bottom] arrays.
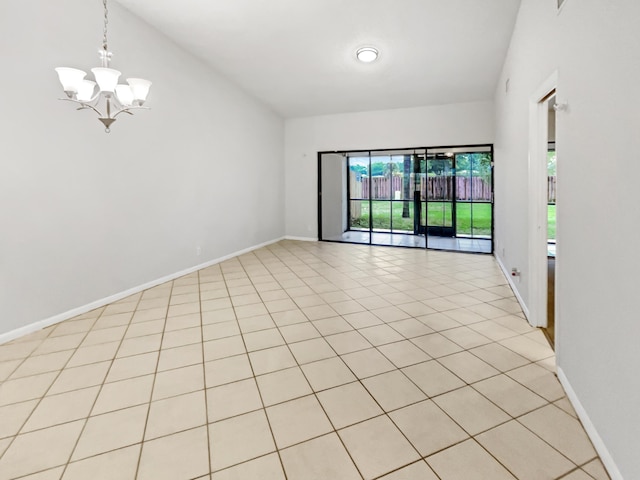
[[0, 240, 608, 479]]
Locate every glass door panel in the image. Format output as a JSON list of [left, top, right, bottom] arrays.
[[472, 203, 492, 237], [391, 155, 414, 233], [371, 200, 391, 231], [392, 201, 414, 232], [349, 200, 370, 230], [454, 153, 472, 236], [454, 152, 493, 239], [455, 202, 472, 236], [470, 153, 493, 238], [347, 156, 371, 244], [415, 153, 427, 237], [426, 155, 455, 237]]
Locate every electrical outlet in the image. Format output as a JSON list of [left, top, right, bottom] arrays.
[[196, 246, 201, 256], [511, 267, 521, 284]]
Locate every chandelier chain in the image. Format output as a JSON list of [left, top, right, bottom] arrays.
[[102, 0, 109, 51]]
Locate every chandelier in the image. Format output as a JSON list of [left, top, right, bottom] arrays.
[[54, 0, 152, 133]]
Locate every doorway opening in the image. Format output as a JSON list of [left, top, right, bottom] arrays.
[[545, 95, 557, 347], [318, 145, 493, 254]]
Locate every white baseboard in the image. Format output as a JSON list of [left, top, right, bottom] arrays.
[[495, 254, 530, 319], [0, 236, 286, 345], [284, 236, 317, 242], [557, 367, 623, 480]]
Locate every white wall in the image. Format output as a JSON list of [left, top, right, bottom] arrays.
[[285, 101, 494, 238], [493, 0, 559, 308], [494, 0, 640, 478], [0, 0, 284, 337]]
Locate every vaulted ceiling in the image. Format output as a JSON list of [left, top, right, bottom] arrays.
[[115, 0, 521, 118]]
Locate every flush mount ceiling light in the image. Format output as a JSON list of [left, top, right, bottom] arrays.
[[54, 0, 152, 133], [356, 47, 379, 63]]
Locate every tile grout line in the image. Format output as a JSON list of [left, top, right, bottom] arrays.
[[262, 249, 455, 475], [0, 324, 57, 384], [239, 257, 367, 480], [285, 245, 486, 478], [130, 279, 175, 480], [214, 259, 291, 480], [199, 268, 217, 479], [0, 306, 110, 466], [58, 293, 146, 479]]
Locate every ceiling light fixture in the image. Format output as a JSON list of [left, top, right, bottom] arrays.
[[54, 0, 152, 133], [356, 47, 379, 63]]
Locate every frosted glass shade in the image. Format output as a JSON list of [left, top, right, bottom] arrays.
[[356, 47, 378, 63], [55, 67, 86, 93], [127, 78, 152, 102], [115, 85, 134, 106], [76, 80, 96, 102], [91, 67, 121, 93]]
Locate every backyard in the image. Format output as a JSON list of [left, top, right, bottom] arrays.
[[350, 201, 554, 240], [351, 201, 492, 237]]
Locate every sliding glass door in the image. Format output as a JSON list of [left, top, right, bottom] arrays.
[[318, 145, 493, 253]]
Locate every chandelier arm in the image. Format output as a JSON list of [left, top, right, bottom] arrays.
[[77, 106, 104, 116], [59, 97, 104, 117], [112, 106, 150, 118], [113, 110, 134, 118]]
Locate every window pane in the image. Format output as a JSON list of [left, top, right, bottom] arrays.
[[427, 201, 453, 227], [370, 155, 391, 200], [456, 202, 472, 236], [349, 200, 370, 230], [548, 204, 556, 240], [472, 203, 492, 237], [470, 153, 492, 203], [349, 157, 369, 200], [456, 154, 472, 201], [548, 148, 556, 241], [391, 155, 414, 201], [391, 201, 413, 232], [371, 200, 391, 230]]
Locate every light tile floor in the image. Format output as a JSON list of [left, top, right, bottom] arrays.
[[0, 240, 609, 480]]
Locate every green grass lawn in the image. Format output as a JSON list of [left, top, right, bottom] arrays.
[[455, 203, 492, 236], [350, 201, 492, 236], [548, 204, 556, 240]]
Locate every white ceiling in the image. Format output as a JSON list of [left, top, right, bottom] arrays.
[[115, 0, 521, 118]]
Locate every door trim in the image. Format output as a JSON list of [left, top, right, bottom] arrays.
[[528, 72, 557, 329]]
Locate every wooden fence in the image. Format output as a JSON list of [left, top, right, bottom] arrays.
[[353, 173, 492, 201], [349, 173, 556, 221]]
